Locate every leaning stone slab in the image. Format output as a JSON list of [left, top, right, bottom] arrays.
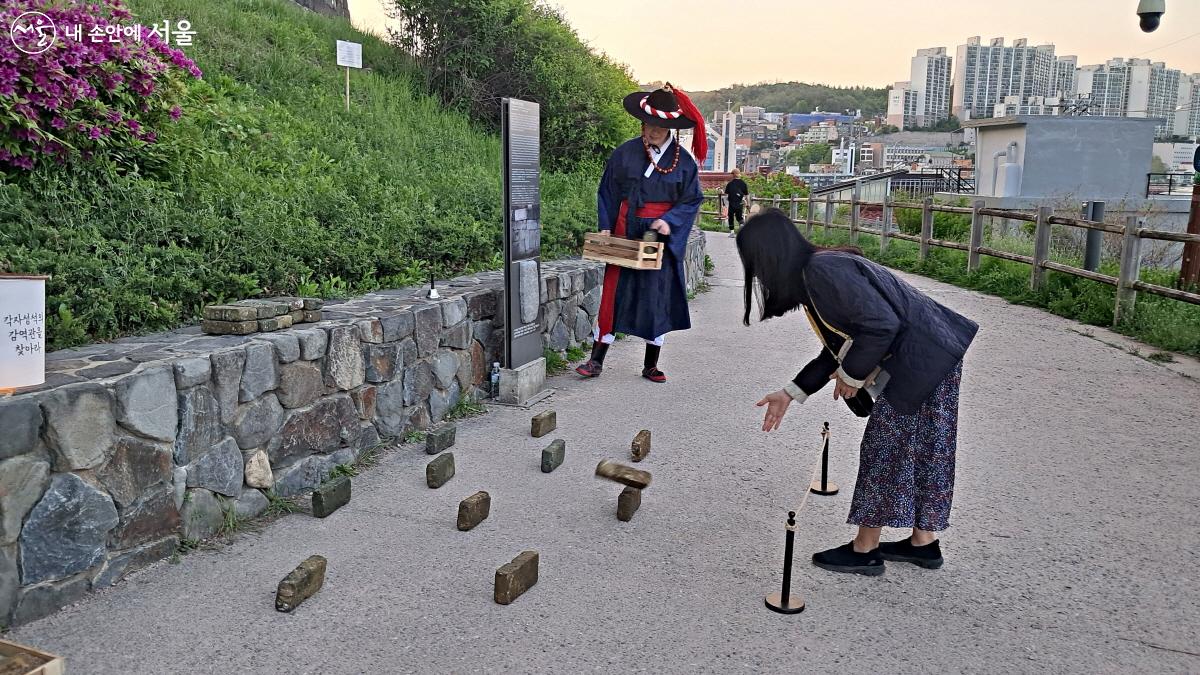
[[541, 439, 565, 473], [202, 319, 257, 336], [631, 430, 651, 462], [276, 555, 328, 613], [457, 491, 491, 531], [531, 410, 556, 438], [494, 550, 539, 605], [312, 476, 351, 518], [426, 425, 456, 455], [617, 487, 642, 522], [426, 453, 455, 489]]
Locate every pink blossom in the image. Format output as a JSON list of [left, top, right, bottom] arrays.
[[169, 105, 182, 120]]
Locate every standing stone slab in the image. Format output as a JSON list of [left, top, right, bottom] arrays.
[[173, 357, 212, 390], [494, 550, 539, 605], [277, 361, 325, 409], [312, 476, 351, 518], [617, 487, 642, 522], [20, 473, 120, 585], [426, 453, 455, 489], [541, 439, 566, 473], [42, 384, 116, 471], [211, 349, 247, 424], [0, 398, 42, 461], [325, 326, 366, 391], [240, 342, 279, 403], [631, 430, 651, 462], [114, 367, 178, 442], [0, 457, 50, 545], [531, 410, 556, 438], [426, 425, 456, 455], [98, 436, 173, 509], [429, 382, 461, 423], [174, 385, 221, 465], [185, 437, 244, 497], [276, 555, 327, 613], [374, 380, 410, 439], [457, 491, 490, 531], [231, 394, 285, 451]]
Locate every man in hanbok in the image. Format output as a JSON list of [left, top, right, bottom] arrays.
[[575, 84, 706, 383]]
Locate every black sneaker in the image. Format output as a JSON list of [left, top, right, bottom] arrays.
[[811, 542, 885, 576], [878, 537, 944, 569]]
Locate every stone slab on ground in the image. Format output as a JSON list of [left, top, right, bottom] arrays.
[[275, 555, 327, 613], [530, 410, 556, 438], [426, 426, 456, 455], [494, 550, 538, 605], [312, 476, 351, 518], [426, 453, 455, 489], [617, 487, 641, 522], [540, 439, 565, 473], [631, 430, 651, 462], [456, 491, 491, 531]]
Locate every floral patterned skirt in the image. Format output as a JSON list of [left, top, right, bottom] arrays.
[[847, 362, 962, 531]]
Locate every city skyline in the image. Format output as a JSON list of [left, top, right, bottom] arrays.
[[544, 0, 1200, 92]]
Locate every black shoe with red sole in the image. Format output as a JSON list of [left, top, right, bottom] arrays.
[[575, 360, 603, 378], [641, 367, 667, 383]]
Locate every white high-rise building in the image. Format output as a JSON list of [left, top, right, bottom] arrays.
[[886, 48, 952, 130], [886, 81, 916, 129], [952, 37, 1056, 120], [1175, 74, 1200, 138], [715, 111, 738, 173], [1052, 56, 1078, 97], [1077, 58, 1182, 137]]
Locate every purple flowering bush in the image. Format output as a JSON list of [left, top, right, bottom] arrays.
[[0, 0, 201, 172]]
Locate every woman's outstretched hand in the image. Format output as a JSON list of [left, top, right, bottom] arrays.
[[757, 389, 793, 432]]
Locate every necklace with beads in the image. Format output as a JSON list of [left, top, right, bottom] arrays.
[[643, 137, 681, 175]]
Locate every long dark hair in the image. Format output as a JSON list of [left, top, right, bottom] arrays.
[[736, 208, 862, 326]]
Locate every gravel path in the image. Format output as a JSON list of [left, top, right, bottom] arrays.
[[12, 232, 1200, 673]]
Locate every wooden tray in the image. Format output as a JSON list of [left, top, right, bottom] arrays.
[[582, 233, 663, 270], [0, 639, 64, 675]]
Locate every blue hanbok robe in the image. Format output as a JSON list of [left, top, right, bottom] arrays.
[[596, 136, 703, 341]]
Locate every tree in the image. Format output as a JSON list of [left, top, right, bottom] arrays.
[[786, 143, 832, 170], [1151, 156, 1169, 174]]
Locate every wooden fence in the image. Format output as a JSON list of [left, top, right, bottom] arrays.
[[701, 193, 1200, 326]]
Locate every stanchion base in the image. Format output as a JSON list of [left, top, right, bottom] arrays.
[[764, 592, 805, 614], [809, 480, 839, 496]]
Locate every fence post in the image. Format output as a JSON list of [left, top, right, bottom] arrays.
[[823, 194, 832, 236], [1031, 206, 1053, 290], [1114, 216, 1144, 325], [773, 196, 781, 211], [968, 200, 985, 273], [849, 183, 860, 244], [880, 198, 892, 254], [919, 196, 933, 261], [1083, 201, 1105, 272], [790, 196, 799, 225], [805, 195, 815, 236]]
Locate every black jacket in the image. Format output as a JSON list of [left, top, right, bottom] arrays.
[[724, 178, 748, 208], [792, 252, 977, 415]]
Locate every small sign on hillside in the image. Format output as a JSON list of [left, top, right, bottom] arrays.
[[336, 40, 362, 69]]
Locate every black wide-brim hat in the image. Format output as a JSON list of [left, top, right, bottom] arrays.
[[623, 88, 697, 129]]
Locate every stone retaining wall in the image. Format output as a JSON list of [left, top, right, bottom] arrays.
[[0, 234, 706, 627]]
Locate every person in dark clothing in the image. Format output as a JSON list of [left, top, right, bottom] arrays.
[[737, 209, 978, 576], [723, 168, 749, 237], [575, 83, 706, 383]]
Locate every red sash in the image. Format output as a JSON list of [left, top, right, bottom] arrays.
[[597, 200, 672, 337]]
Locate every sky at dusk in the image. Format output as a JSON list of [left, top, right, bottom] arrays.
[[542, 0, 1200, 92]]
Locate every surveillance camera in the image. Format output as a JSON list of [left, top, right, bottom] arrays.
[[1137, 0, 1165, 32]]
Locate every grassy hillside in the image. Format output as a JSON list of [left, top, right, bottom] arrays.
[[0, 0, 600, 349], [692, 81, 888, 119]]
